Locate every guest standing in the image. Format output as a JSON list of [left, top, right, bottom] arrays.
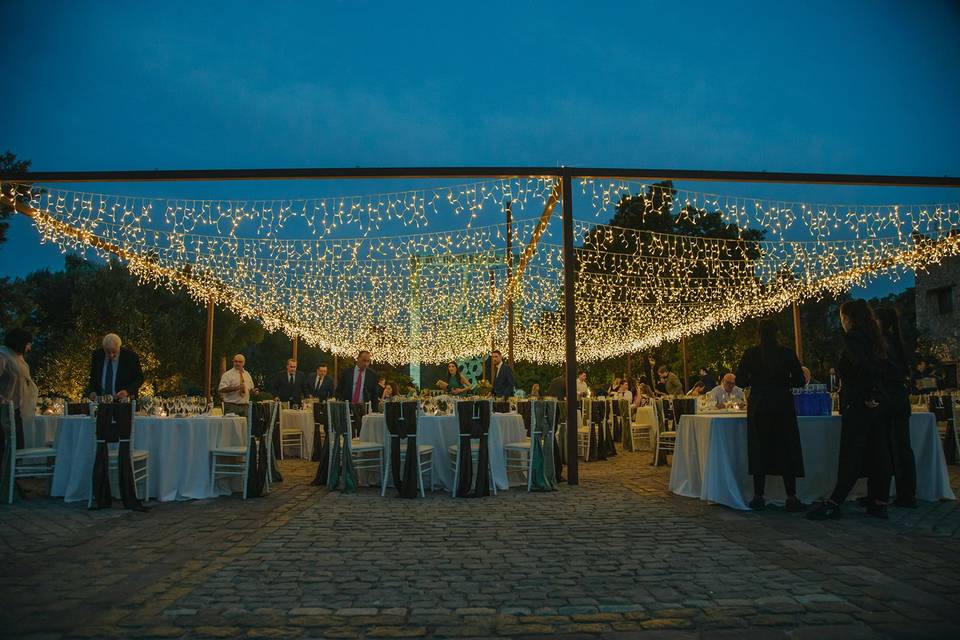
[[656, 366, 684, 396], [0, 329, 38, 449], [576, 372, 590, 397], [336, 350, 380, 409], [270, 358, 309, 407], [490, 350, 515, 398], [698, 367, 716, 391], [218, 354, 258, 416], [735, 319, 806, 511], [87, 333, 144, 401], [876, 307, 916, 508], [827, 367, 840, 393], [808, 299, 893, 520], [307, 363, 334, 400], [545, 374, 566, 399]]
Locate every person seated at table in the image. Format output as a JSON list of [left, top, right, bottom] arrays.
[[614, 379, 632, 403], [87, 333, 144, 402], [381, 382, 396, 400], [545, 374, 566, 399], [633, 380, 654, 407], [0, 328, 38, 450], [736, 319, 806, 512], [218, 353, 258, 417], [698, 367, 716, 391], [307, 363, 334, 400], [656, 366, 684, 396], [529, 382, 541, 398], [606, 377, 621, 397], [270, 359, 309, 407], [912, 359, 940, 394], [705, 373, 746, 409], [686, 381, 706, 396], [437, 361, 471, 395]]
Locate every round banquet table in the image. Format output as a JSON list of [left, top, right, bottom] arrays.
[[669, 411, 954, 510], [36, 414, 247, 503], [280, 409, 315, 458], [359, 412, 527, 490]]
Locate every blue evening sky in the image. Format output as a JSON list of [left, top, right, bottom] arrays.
[[2, 0, 959, 298]]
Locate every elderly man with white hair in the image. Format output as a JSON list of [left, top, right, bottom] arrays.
[[87, 333, 144, 401], [218, 353, 258, 416], [705, 373, 746, 409]]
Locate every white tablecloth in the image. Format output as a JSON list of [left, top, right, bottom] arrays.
[[280, 409, 315, 458], [669, 412, 955, 510], [359, 412, 527, 490], [38, 414, 247, 503]]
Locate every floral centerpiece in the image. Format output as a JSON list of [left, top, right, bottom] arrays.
[[476, 380, 493, 396]]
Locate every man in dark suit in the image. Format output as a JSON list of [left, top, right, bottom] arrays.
[[306, 363, 334, 400], [336, 350, 380, 410], [270, 359, 309, 406], [87, 333, 144, 400], [490, 349, 515, 398], [545, 374, 566, 400]]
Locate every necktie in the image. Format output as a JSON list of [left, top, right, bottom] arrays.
[[316, 376, 321, 390], [352, 370, 363, 403], [105, 357, 115, 395], [289, 374, 294, 385]]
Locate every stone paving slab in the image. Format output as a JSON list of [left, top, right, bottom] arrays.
[[2, 449, 959, 639]]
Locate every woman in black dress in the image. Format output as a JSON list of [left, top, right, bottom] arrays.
[[876, 307, 916, 508], [808, 299, 892, 520], [736, 319, 806, 511]]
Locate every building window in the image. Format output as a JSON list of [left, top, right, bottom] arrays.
[[929, 286, 955, 315]]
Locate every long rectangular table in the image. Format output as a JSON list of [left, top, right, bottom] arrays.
[[669, 411, 954, 510], [359, 412, 527, 491], [33, 414, 247, 503]]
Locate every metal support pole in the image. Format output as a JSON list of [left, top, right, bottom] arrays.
[[681, 336, 689, 392], [292, 335, 299, 362], [792, 301, 803, 362], [204, 299, 214, 401], [333, 354, 339, 382], [561, 172, 579, 486], [506, 200, 514, 369], [489, 268, 496, 381], [626, 353, 632, 381]]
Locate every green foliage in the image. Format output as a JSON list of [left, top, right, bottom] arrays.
[[0, 151, 32, 246]]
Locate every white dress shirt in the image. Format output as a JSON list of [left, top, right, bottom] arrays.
[[706, 384, 746, 407], [219, 368, 254, 404]]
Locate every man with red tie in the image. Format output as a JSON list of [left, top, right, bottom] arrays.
[[335, 350, 380, 410]]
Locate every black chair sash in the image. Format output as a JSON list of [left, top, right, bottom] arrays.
[[90, 403, 142, 510], [672, 397, 697, 424], [385, 401, 420, 498], [269, 403, 284, 483], [244, 402, 271, 498], [311, 402, 328, 462], [454, 400, 492, 498], [517, 401, 532, 436], [67, 402, 90, 416], [553, 400, 566, 481], [350, 402, 368, 438], [492, 401, 511, 414]]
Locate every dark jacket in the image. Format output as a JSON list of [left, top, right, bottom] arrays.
[[736, 344, 805, 476], [270, 369, 309, 405], [87, 347, 144, 397], [306, 372, 335, 400], [545, 375, 566, 400], [336, 366, 381, 409], [492, 361, 516, 398]]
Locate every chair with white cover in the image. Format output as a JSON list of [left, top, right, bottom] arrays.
[[210, 401, 264, 500], [382, 400, 434, 498], [449, 399, 497, 497], [577, 398, 594, 460], [3, 401, 58, 504], [503, 399, 558, 491], [630, 402, 654, 451], [326, 400, 384, 493], [88, 400, 148, 508]]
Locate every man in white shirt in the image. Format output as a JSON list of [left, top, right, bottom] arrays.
[[218, 354, 258, 416], [706, 373, 746, 409], [576, 372, 590, 398]]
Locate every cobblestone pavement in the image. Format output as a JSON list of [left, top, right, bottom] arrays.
[[2, 449, 960, 639]]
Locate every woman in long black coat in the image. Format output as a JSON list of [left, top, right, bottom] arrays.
[[736, 319, 806, 511], [808, 299, 892, 520], [875, 307, 916, 508]]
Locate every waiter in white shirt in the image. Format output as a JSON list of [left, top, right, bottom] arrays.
[[218, 354, 258, 416]]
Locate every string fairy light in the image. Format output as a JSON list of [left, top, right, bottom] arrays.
[[3, 180, 958, 366]]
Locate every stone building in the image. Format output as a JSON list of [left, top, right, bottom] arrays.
[[916, 251, 959, 388]]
